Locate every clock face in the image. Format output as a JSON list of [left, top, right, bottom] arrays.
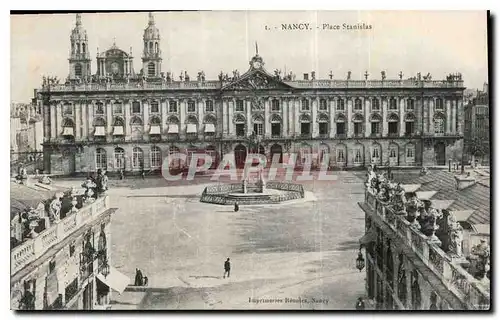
[[111, 62, 119, 74]]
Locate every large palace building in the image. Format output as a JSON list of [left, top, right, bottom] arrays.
[[35, 13, 465, 175]]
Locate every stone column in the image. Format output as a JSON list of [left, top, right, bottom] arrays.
[[311, 97, 318, 137], [330, 98, 336, 138], [264, 97, 271, 137], [228, 99, 235, 136], [75, 102, 81, 140], [246, 99, 252, 137], [143, 99, 149, 137], [347, 98, 353, 137], [84, 102, 90, 138], [446, 98, 452, 133], [282, 98, 288, 137], [161, 99, 167, 135], [179, 99, 186, 138], [451, 99, 457, 134], [56, 102, 63, 137], [50, 103, 56, 139], [457, 99, 464, 135], [198, 99, 204, 139], [382, 96, 388, 136], [222, 98, 228, 135], [294, 98, 300, 137], [428, 98, 435, 134], [364, 97, 370, 137], [399, 97, 405, 137], [106, 100, 112, 136], [124, 100, 131, 136]]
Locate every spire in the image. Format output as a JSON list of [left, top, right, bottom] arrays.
[[255, 41, 259, 55], [149, 12, 155, 25], [76, 13, 82, 27]]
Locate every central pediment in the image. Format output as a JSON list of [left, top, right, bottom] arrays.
[[221, 69, 294, 91]]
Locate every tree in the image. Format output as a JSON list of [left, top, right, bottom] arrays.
[[468, 137, 489, 165]]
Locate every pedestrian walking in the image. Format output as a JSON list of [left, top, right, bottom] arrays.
[[141, 170, 145, 180], [119, 169, 124, 180], [223, 258, 231, 279], [355, 297, 365, 310], [234, 202, 239, 212]]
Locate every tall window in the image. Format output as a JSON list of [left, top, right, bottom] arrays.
[[337, 99, 345, 110], [434, 117, 445, 134], [372, 98, 380, 111], [132, 101, 141, 114], [354, 98, 362, 111], [95, 103, 104, 115], [271, 114, 281, 137], [388, 114, 399, 135], [235, 114, 245, 137], [389, 147, 397, 159], [372, 145, 381, 162], [169, 101, 177, 113], [435, 98, 444, 110], [148, 62, 155, 77], [407, 99, 414, 111], [405, 114, 415, 135], [114, 148, 125, 170], [150, 101, 159, 113], [301, 99, 310, 111], [318, 114, 329, 136], [236, 100, 244, 112], [389, 98, 398, 110], [253, 115, 264, 136], [319, 99, 327, 111], [371, 122, 380, 135], [354, 148, 363, 164], [151, 146, 161, 168], [205, 100, 214, 112], [113, 102, 123, 114], [63, 104, 73, 115], [187, 101, 196, 113], [353, 114, 364, 136], [406, 144, 415, 163], [96, 148, 107, 170], [130, 117, 143, 140], [75, 64, 82, 78], [132, 147, 144, 169], [271, 99, 280, 111], [300, 114, 311, 136], [337, 147, 346, 163]]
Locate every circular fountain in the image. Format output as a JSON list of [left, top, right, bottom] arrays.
[[200, 168, 306, 205]]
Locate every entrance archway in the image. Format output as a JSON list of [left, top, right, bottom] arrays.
[[435, 142, 446, 166], [234, 144, 247, 168], [249, 145, 265, 166], [270, 144, 283, 164]]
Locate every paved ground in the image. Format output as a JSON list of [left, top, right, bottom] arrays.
[[54, 171, 368, 310]]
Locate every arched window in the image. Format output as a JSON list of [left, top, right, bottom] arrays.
[[406, 144, 415, 163], [388, 113, 399, 135], [405, 113, 416, 135], [77, 43, 81, 54], [434, 115, 445, 134], [75, 64, 82, 78], [370, 113, 382, 135], [151, 146, 162, 168], [96, 148, 107, 170], [253, 114, 264, 136], [300, 114, 311, 136], [82, 43, 86, 54], [155, 42, 159, 53], [371, 143, 381, 164], [148, 42, 153, 53], [354, 144, 364, 164], [271, 114, 281, 137], [318, 113, 329, 136], [235, 114, 246, 137], [148, 62, 155, 77], [132, 147, 144, 169], [389, 143, 399, 165], [114, 148, 125, 170], [336, 144, 347, 163]]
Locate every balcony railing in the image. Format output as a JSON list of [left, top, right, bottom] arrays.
[[365, 190, 490, 310], [335, 133, 347, 139], [11, 196, 110, 275]]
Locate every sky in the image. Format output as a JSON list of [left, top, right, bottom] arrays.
[[10, 11, 488, 103]]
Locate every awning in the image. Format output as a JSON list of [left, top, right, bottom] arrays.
[[471, 224, 490, 235], [96, 266, 130, 295], [416, 191, 437, 200], [150, 125, 161, 135], [453, 210, 475, 222], [168, 124, 179, 134], [359, 227, 377, 245], [186, 124, 197, 133], [204, 123, 215, 133], [62, 127, 74, 136], [95, 126, 106, 136], [113, 126, 124, 136]]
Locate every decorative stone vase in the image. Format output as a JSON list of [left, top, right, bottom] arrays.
[[71, 197, 79, 213]]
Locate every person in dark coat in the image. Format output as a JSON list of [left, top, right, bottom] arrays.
[[143, 276, 148, 286], [223, 258, 231, 279], [355, 297, 365, 310], [134, 268, 144, 286], [234, 202, 239, 212]]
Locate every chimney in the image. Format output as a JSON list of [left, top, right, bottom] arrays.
[[303, 73, 309, 80], [455, 173, 476, 190]]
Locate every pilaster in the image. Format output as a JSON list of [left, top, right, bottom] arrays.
[[382, 97, 388, 136], [364, 97, 370, 137], [264, 97, 271, 137], [347, 98, 353, 137], [311, 97, 318, 137], [399, 97, 405, 137]]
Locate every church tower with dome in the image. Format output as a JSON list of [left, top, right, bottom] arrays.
[[68, 14, 91, 80], [142, 12, 162, 78]]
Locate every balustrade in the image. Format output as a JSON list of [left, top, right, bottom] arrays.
[[11, 196, 109, 275]]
